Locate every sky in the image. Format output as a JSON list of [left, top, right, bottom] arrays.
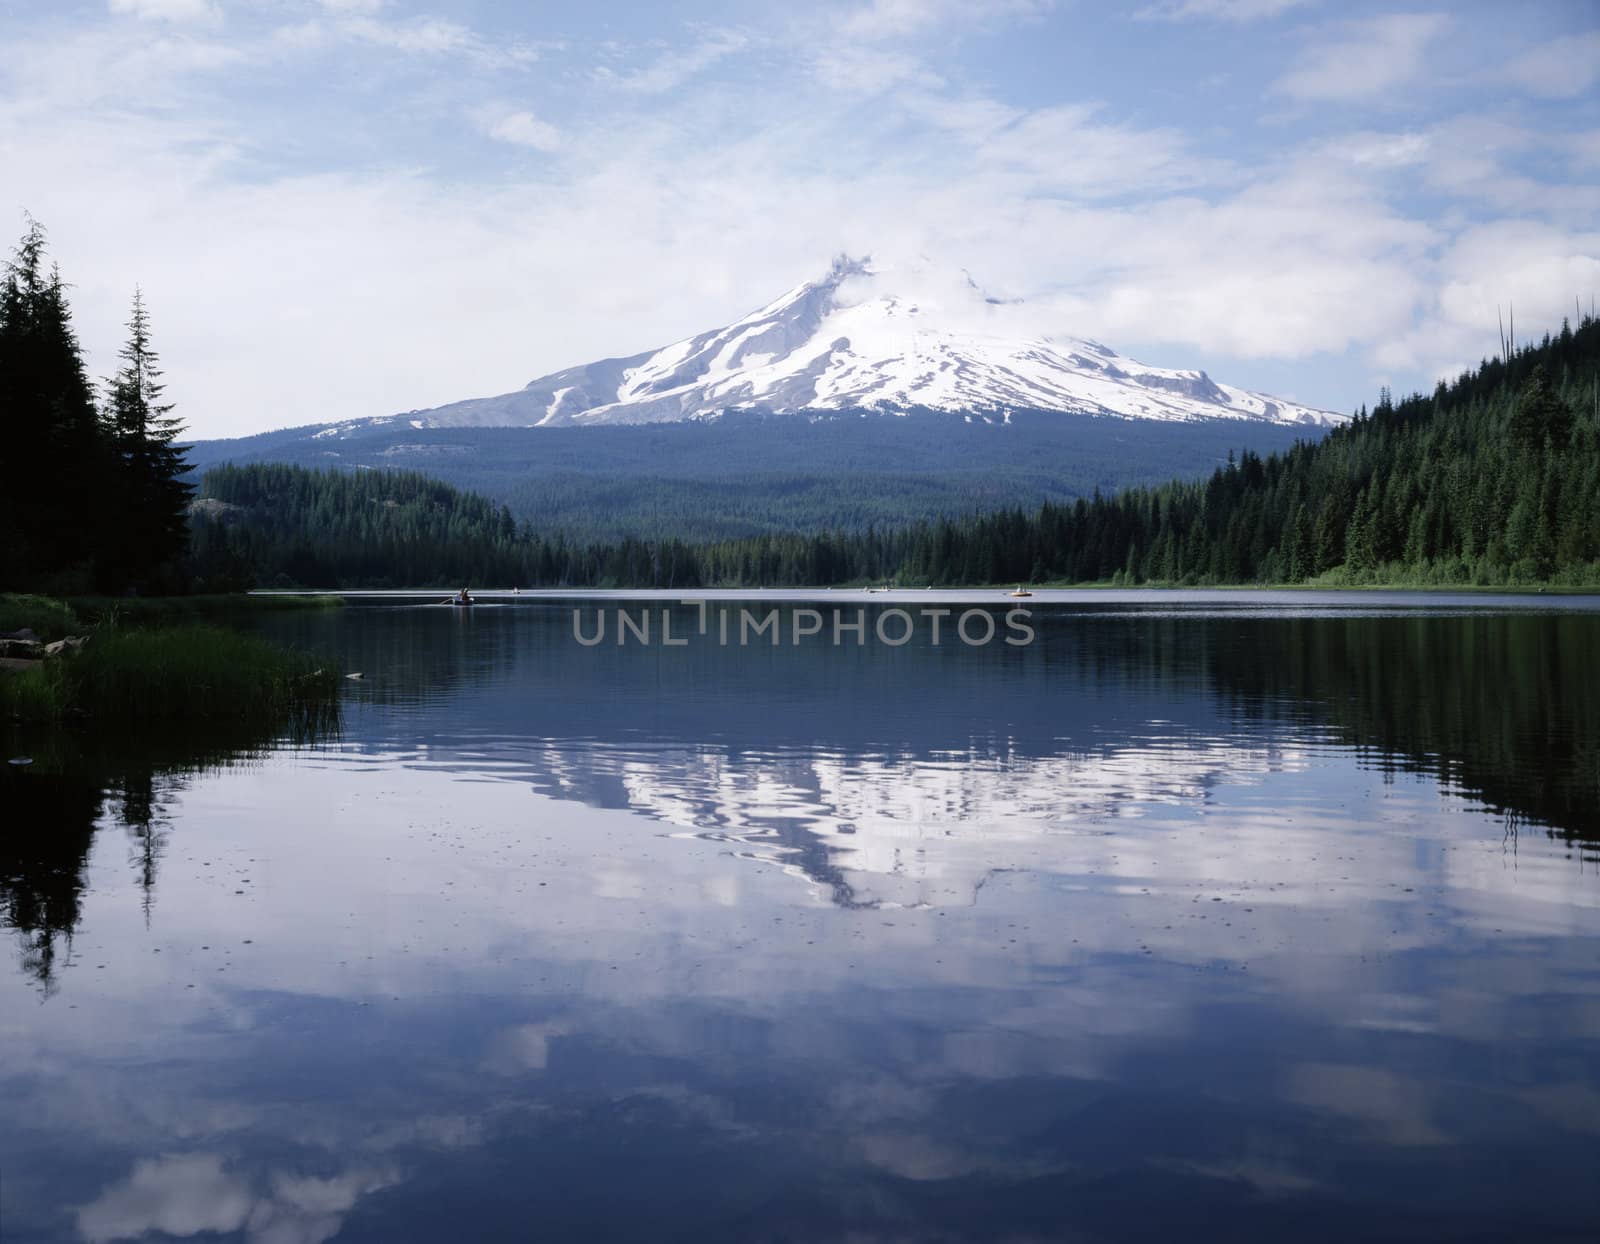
[[2, 0, 1597, 440]]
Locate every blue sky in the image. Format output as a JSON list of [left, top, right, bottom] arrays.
[[4, 0, 1597, 438]]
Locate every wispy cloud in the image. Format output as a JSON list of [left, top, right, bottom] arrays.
[[598, 29, 749, 94], [1135, 0, 1315, 21], [270, 10, 545, 69], [4, 24, 244, 118], [810, 0, 1049, 95], [478, 109, 561, 152], [910, 99, 1217, 198], [1317, 130, 1431, 169], [812, 46, 939, 94], [1413, 116, 1600, 222], [840, 0, 1055, 40], [339, 14, 541, 66], [1274, 13, 1450, 102], [1574, 130, 1600, 171], [1502, 30, 1600, 100], [108, 0, 218, 22]]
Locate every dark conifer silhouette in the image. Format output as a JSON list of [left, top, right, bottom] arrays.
[[104, 288, 193, 588], [0, 216, 109, 588]]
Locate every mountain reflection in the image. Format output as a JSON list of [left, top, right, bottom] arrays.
[[277, 603, 1600, 906], [14, 602, 1589, 970]]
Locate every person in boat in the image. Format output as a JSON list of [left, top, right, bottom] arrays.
[[448, 587, 472, 606]]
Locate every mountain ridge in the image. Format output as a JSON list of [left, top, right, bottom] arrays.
[[392, 256, 1342, 431], [182, 258, 1346, 541]]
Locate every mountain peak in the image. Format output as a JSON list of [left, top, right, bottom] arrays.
[[406, 260, 1342, 430], [827, 252, 872, 282]]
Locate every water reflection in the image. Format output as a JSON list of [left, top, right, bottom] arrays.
[[73, 1153, 398, 1244], [270, 602, 1600, 902], [3, 599, 1599, 1241], [2, 718, 337, 995]]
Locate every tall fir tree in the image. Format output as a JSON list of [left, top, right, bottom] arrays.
[[0, 216, 109, 587], [1508, 364, 1574, 451], [104, 288, 192, 589]]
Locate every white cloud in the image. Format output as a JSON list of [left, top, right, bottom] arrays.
[[1026, 169, 1436, 360], [840, 0, 1054, 40], [960, 101, 1217, 197], [348, 16, 471, 53], [1135, 0, 1315, 20], [1502, 31, 1600, 100], [1377, 220, 1600, 377], [480, 109, 563, 151], [2, 25, 245, 118], [1318, 130, 1431, 169], [108, 0, 218, 22], [808, 0, 1050, 96], [812, 46, 939, 94], [1414, 116, 1600, 221], [341, 15, 512, 61], [269, 12, 545, 67], [1274, 13, 1450, 102], [599, 29, 749, 94]]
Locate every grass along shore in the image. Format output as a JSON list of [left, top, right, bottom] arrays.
[[2, 594, 341, 725], [0, 591, 340, 642]]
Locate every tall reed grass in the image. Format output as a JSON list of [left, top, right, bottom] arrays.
[[67, 593, 343, 627], [1, 623, 340, 724], [0, 594, 81, 641]]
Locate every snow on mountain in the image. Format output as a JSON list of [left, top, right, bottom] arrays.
[[403, 257, 1343, 429]]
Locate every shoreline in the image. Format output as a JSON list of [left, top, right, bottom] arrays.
[[2, 593, 341, 725], [247, 585, 1600, 605]]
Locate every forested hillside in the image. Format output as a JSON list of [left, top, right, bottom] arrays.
[[183, 409, 1313, 543], [192, 311, 1599, 590], [190, 461, 939, 588], [192, 465, 537, 589], [931, 313, 1600, 588]]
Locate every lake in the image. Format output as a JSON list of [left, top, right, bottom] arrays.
[[4, 592, 1600, 1242]]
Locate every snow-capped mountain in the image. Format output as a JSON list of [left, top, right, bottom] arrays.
[[404, 256, 1342, 429]]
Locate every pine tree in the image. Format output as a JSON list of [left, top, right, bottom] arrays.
[[1312, 492, 1345, 576], [1344, 487, 1377, 576], [0, 216, 109, 587], [1285, 502, 1314, 581], [1508, 365, 1574, 451], [104, 289, 192, 589]]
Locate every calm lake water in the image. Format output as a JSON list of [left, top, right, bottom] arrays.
[[4, 592, 1600, 1242]]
